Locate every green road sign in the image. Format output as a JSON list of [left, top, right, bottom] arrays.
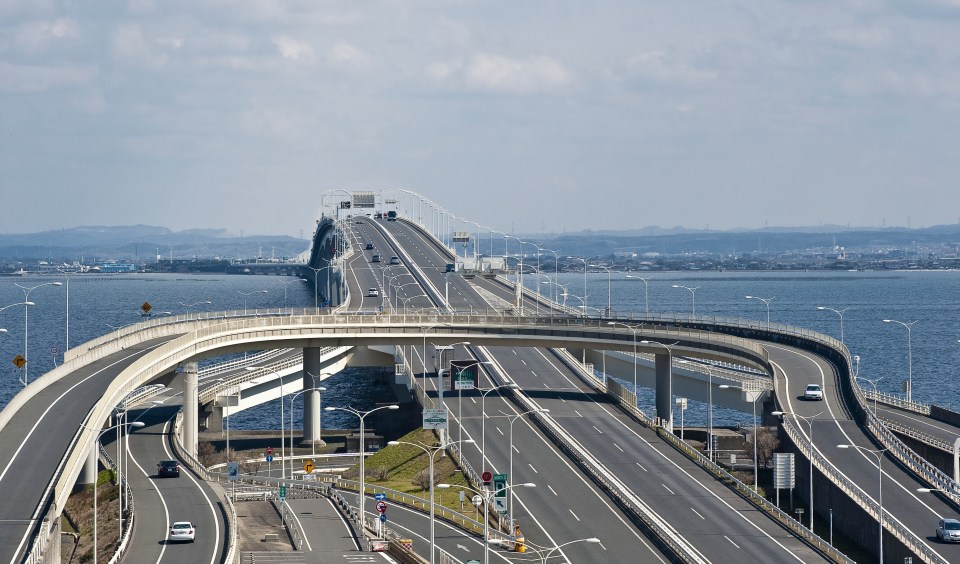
[[279, 485, 287, 501], [493, 473, 508, 497]]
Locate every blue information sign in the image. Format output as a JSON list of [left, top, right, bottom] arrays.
[[266, 455, 274, 463], [379, 513, 387, 523], [374, 493, 386, 501]]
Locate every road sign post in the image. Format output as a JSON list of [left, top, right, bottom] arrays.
[[279, 484, 286, 501]]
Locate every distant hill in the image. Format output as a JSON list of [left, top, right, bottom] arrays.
[[2, 222, 959, 263], [0, 225, 308, 262]]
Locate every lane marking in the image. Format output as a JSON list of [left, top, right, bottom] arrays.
[[691, 508, 705, 520], [724, 536, 741, 549], [568, 509, 581, 522], [661, 484, 675, 495], [547, 485, 558, 496], [528, 464, 538, 474], [614, 443, 624, 453], [160, 420, 222, 564]]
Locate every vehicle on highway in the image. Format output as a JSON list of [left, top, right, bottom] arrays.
[[372, 254, 382, 263], [804, 384, 824, 401], [367, 288, 379, 297], [389, 256, 401, 265], [365, 243, 374, 250], [168, 521, 196, 543], [157, 460, 180, 478], [938, 518, 960, 542]]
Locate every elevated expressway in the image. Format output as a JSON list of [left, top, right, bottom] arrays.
[[369, 213, 960, 563], [1, 202, 958, 563]]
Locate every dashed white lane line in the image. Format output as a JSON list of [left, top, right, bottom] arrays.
[[569, 509, 581, 522]]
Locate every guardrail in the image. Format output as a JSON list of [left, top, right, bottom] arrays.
[[781, 417, 947, 564], [552, 347, 852, 563], [860, 388, 931, 415]]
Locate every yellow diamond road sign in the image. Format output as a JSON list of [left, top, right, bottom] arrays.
[[12, 355, 26, 369], [303, 460, 315, 474], [140, 302, 152, 314]]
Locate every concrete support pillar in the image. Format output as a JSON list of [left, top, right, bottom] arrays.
[[182, 362, 199, 459], [303, 347, 325, 445], [654, 353, 673, 431], [206, 405, 224, 433], [77, 442, 99, 486]]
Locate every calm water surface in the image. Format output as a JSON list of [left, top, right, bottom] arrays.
[[2, 270, 958, 429]]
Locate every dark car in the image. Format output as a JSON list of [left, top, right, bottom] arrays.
[[372, 254, 382, 263], [158, 460, 180, 478], [365, 243, 374, 250], [389, 256, 401, 265]]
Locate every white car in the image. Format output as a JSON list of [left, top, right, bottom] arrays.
[[168, 521, 196, 543], [804, 384, 824, 401], [367, 288, 380, 297]]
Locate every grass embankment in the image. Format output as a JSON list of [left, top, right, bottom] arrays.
[[61, 470, 120, 564], [346, 429, 479, 519]]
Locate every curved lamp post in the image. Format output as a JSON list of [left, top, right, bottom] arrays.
[[589, 264, 612, 316], [566, 257, 588, 317], [607, 322, 640, 402], [523, 537, 602, 564], [837, 444, 887, 564], [90, 420, 145, 564], [237, 289, 268, 315], [288, 385, 328, 478], [388, 438, 473, 564], [15, 282, 62, 386], [817, 306, 848, 344], [278, 278, 307, 309], [508, 408, 549, 530], [882, 319, 916, 402], [745, 295, 774, 328], [672, 284, 699, 316], [773, 410, 821, 530], [639, 340, 679, 431], [625, 275, 651, 315], [439, 482, 535, 564], [480, 383, 519, 476], [328, 404, 399, 540]]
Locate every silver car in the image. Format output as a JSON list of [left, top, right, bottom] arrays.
[[168, 521, 196, 543], [804, 384, 824, 401], [937, 518, 960, 543]]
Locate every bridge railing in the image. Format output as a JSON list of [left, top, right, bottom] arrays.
[[781, 417, 947, 564], [860, 387, 931, 415], [553, 347, 853, 563]]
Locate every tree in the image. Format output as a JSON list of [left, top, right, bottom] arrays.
[[756, 428, 780, 469]]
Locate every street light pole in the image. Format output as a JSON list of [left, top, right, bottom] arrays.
[[567, 257, 588, 316], [672, 284, 699, 316], [745, 295, 774, 328], [590, 264, 612, 316], [327, 404, 399, 544], [882, 319, 916, 402], [640, 340, 678, 431], [15, 282, 63, 386], [278, 278, 308, 309], [289, 385, 327, 478], [451, 360, 493, 456], [438, 482, 535, 564], [773, 410, 821, 530], [388, 438, 473, 563], [508, 408, 549, 530], [608, 322, 639, 403], [856, 375, 883, 416], [816, 306, 848, 344], [237, 289, 268, 315], [532, 537, 602, 564], [91, 420, 145, 564], [625, 275, 651, 315], [480, 383, 519, 476], [838, 444, 887, 564]]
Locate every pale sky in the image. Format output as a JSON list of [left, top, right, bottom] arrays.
[[3, 1, 960, 237]]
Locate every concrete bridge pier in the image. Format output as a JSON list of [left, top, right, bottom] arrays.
[[182, 362, 198, 458], [76, 443, 98, 487], [302, 347, 325, 445], [654, 353, 674, 431]]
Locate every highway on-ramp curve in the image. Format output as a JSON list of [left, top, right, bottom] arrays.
[[0, 336, 183, 564]]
